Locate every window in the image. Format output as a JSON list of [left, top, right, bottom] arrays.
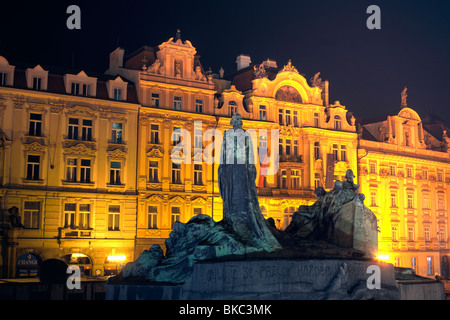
[[108, 205, 120, 231], [111, 122, 123, 143], [78, 204, 91, 229], [64, 203, 77, 229], [172, 127, 181, 146], [314, 142, 320, 160], [391, 193, 397, 208], [29, 113, 42, 136], [32, 77, 42, 90], [314, 173, 321, 189], [172, 162, 181, 184], [174, 96, 182, 110], [291, 170, 300, 189], [285, 139, 291, 156], [439, 227, 446, 242], [283, 207, 296, 230], [66, 158, 77, 182], [332, 144, 338, 160], [259, 105, 267, 121], [81, 119, 92, 141], [0, 72, 8, 86], [392, 227, 398, 241], [23, 201, 40, 229], [80, 159, 91, 183], [148, 161, 159, 182], [62, 203, 91, 229], [278, 109, 283, 125], [82, 84, 91, 96], [370, 191, 377, 207], [151, 93, 160, 107], [113, 88, 122, 101], [148, 206, 158, 229], [109, 161, 121, 185], [171, 207, 181, 228], [314, 113, 319, 127], [394, 258, 401, 267], [285, 110, 291, 126], [279, 139, 283, 155], [293, 111, 298, 127], [150, 124, 159, 144], [406, 167, 413, 178], [424, 227, 430, 242], [369, 162, 377, 174], [334, 115, 341, 130], [71, 82, 80, 95], [411, 257, 417, 272], [422, 169, 428, 180], [193, 207, 203, 216], [281, 170, 287, 189], [194, 128, 203, 149], [195, 99, 203, 113], [194, 164, 203, 185], [228, 101, 237, 117], [68, 118, 79, 140], [438, 171, 444, 182], [389, 165, 396, 176], [26, 155, 40, 180], [340, 145, 347, 162], [408, 227, 415, 241], [293, 140, 298, 155], [407, 194, 414, 209], [423, 194, 430, 209], [427, 257, 433, 275], [438, 195, 445, 211]]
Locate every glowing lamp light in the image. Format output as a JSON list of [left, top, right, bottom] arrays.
[[377, 254, 390, 262], [107, 255, 127, 262]]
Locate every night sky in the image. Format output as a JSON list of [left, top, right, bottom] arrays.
[[1, 0, 450, 122]]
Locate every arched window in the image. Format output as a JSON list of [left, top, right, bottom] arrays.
[[334, 115, 342, 130], [228, 101, 237, 117]]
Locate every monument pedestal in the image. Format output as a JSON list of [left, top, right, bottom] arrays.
[[106, 259, 399, 300]]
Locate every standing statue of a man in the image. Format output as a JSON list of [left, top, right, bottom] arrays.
[[218, 114, 281, 252]]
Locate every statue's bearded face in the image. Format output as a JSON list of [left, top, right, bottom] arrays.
[[231, 114, 243, 129]]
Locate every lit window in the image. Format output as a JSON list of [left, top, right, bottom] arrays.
[[407, 194, 414, 209], [64, 203, 77, 229], [370, 162, 377, 174], [78, 204, 91, 229], [439, 227, 446, 242], [23, 201, 40, 229], [427, 257, 433, 275], [411, 257, 416, 272], [66, 158, 77, 182], [391, 227, 398, 241], [26, 155, 40, 180], [148, 206, 158, 229], [408, 227, 415, 241], [29, 113, 42, 136], [111, 122, 123, 143], [424, 227, 430, 242], [108, 205, 120, 231]]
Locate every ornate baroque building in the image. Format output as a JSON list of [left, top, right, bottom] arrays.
[[0, 31, 449, 278]]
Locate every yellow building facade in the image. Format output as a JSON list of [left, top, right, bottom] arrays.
[[0, 32, 449, 279]]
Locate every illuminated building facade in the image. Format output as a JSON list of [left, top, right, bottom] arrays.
[[0, 31, 449, 278]]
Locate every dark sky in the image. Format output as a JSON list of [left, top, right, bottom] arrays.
[[1, 0, 450, 122]]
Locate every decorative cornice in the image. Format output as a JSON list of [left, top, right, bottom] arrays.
[[63, 143, 96, 156]]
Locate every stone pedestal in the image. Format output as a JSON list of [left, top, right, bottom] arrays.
[[106, 259, 399, 300]]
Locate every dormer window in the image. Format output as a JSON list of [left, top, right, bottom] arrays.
[[334, 115, 342, 130], [26, 65, 48, 91], [64, 71, 97, 97], [106, 77, 128, 101], [0, 72, 8, 86], [228, 101, 237, 117], [0, 56, 15, 86]]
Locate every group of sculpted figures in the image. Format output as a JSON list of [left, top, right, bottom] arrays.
[[120, 113, 377, 283]]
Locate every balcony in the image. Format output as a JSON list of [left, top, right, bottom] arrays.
[[279, 154, 302, 163]]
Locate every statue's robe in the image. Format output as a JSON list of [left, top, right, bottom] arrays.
[[218, 128, 280, 252]]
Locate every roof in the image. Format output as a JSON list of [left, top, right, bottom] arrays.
[[225, 64, 279, 92]]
